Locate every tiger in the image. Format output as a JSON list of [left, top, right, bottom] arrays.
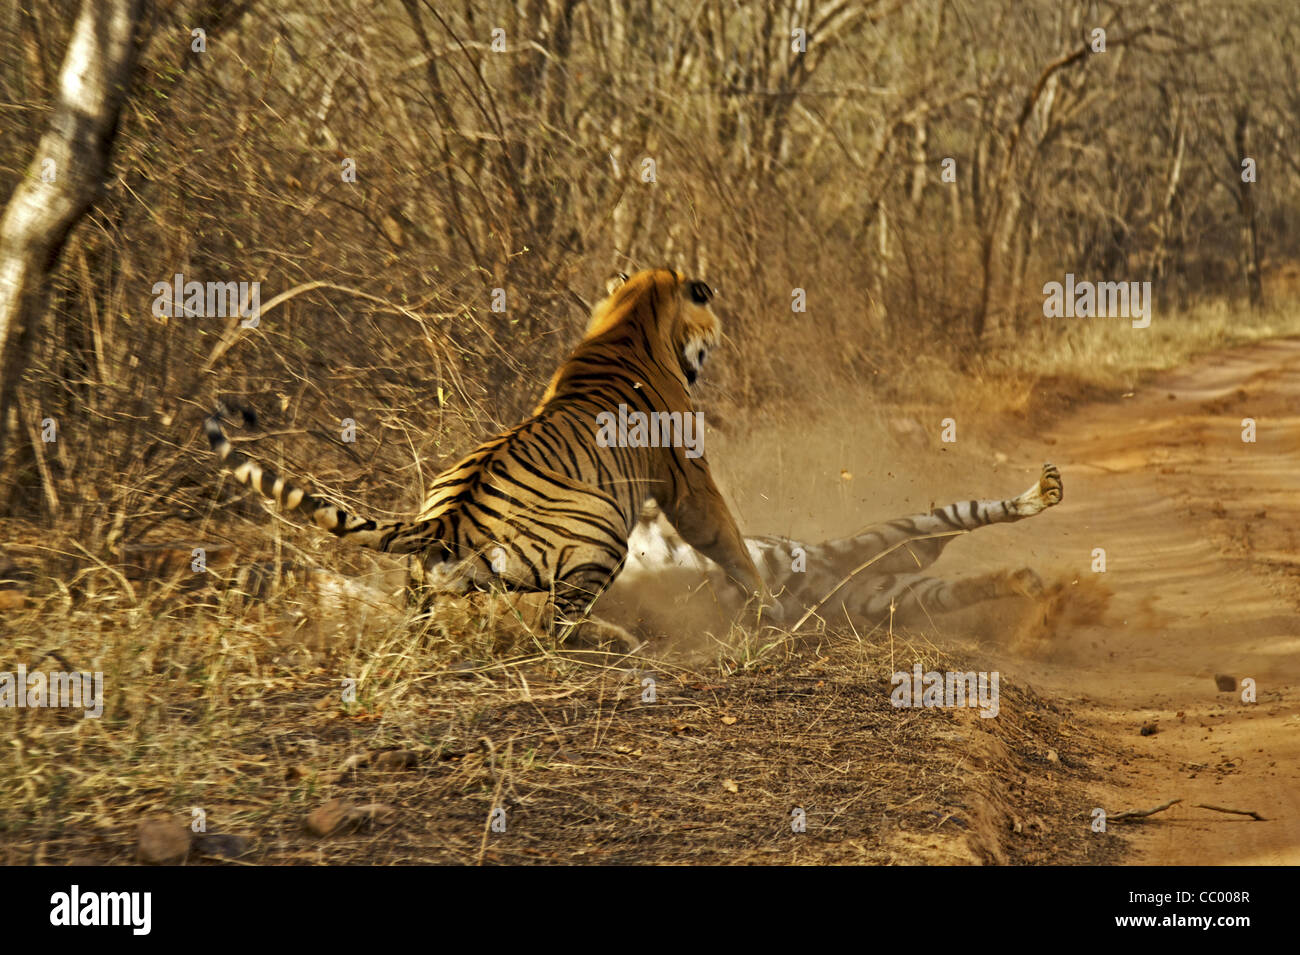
[[606, 463, 1064, 632], [205, 268, 771, 650]]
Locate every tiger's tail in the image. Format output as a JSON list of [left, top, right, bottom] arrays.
[[204, 402, 440, 555]]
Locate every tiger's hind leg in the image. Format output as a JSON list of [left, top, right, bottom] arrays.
[[551, 568, 644, 654], [829, 568, 1044, 625], [805, 463, 1064, 579]]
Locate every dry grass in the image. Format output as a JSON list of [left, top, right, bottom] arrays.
[[872, 298, 1300, 418], [1, 579, 1123, 864]]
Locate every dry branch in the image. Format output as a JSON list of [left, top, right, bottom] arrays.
[[1195, 804, 1267, 821], [1109, 798, 1182, 822]]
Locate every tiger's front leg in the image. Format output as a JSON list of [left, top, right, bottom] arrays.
[[666, 471, 782, 626]]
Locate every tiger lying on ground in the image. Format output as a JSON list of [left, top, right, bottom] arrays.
[[205, 268, 773, 651], [605, 464, 1064, 633]]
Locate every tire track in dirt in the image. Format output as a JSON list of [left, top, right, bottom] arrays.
[[1004, 338, 1300, 864]]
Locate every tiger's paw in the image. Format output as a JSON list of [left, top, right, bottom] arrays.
[[1014, 463, 1064, 516], [998, 567, 1045, 599], [1037, 462, 1063, 507], [739, 592, 788, 633], [561, 617, 644, 655]]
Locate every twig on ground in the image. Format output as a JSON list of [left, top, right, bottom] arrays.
[[1195, 803, 1267, 821], [1110, 798, 1181, 821]]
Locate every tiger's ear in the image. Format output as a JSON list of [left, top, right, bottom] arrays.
[[604, 272, 629, 297], [584, 271, 632, 338]]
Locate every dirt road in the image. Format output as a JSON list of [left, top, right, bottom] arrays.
[[1001, 338, 1300, 864]]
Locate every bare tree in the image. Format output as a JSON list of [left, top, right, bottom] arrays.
[[0, 0, 145, 463]]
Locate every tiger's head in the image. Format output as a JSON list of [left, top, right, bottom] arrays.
[[532, 268, 724, 416], [586, 268, 722, 386]]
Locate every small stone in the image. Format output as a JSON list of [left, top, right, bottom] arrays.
[[136, 816, 191, 865], [0, 589, 28, 611], [306, 799, 352, 837], [307, 800, 398, 837], [372, 750, 417, 772], [193, 833, 250, 859], [1214, 674, 1237, 692]]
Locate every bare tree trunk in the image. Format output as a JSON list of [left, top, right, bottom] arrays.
[[1008, 207, 1033, 332], [1234, 104, 1264, 309], [870, 199, 889, 329], [1152, 113, 1186, 281], [0, 0, 146, 462], [910, 119, 927, 211]]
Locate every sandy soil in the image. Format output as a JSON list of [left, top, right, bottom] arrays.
[[995, 338, 1300, 864]]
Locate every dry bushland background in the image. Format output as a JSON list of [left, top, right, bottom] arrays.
[[2, 0, 1299, 552], [1, 0, 1299, 862]]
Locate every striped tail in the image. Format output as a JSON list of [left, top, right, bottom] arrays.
[[204, 403, 439, 555]]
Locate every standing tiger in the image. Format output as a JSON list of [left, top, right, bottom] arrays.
[[608, 464, 1064, 631], [205, 268, 770, 649]]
